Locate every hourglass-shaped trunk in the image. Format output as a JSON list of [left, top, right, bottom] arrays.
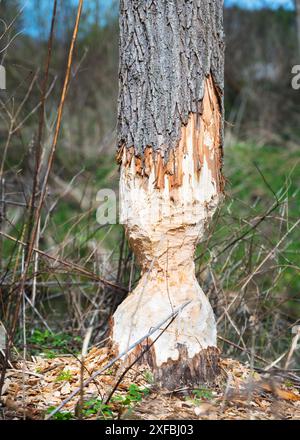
[[112, 1, 225, 389]]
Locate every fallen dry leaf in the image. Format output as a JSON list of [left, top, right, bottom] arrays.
[[261, 382, 300, 401], [194, 403, 215, 416], [60, 382, 71, 395], [2, 348, 300, 420]]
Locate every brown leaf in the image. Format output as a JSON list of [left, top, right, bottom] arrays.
[[60, 382, 71, 395], [261, 382, 300, 401]]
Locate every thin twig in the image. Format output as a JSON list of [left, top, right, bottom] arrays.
[[104, 314, 177, 406], [0, 231, 127, 293], [241, 218, 300, 291], [45, 300, 191, 420]]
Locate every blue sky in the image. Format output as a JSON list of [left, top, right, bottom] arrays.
[[22, 0, 295, 38], [225, 0, 294, 8], [23, 0, 295, 13]]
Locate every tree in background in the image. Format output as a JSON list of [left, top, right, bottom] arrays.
[[0, 0, 21, 51], [0, 0, 20, 22], [295, 0, 300, 54], [111, 1, 225, 388]]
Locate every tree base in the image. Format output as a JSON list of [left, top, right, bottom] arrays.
[[141, 344, 220, 389], [111, 268, 220, 389], [116, 341, 220, 390]]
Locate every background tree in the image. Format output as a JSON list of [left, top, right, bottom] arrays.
[[111, 0, 225, 388], [295, 0, 300, 55]]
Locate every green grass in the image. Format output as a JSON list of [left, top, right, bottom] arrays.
[[198, 142, 300, 297], [27, 330, 82, 358], [55, 370, 73, 382]]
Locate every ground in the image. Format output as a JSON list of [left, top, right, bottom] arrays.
[[1, 347, 300, 420]]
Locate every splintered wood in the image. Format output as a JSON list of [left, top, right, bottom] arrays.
[[117, 75, 224, 192], [1, 351, 300, 420]]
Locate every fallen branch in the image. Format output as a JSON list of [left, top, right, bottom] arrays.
[[4, 369, 44, 379], [218, 335, 271, 366]]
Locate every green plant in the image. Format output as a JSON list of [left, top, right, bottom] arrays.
[[186, 386, 214, 405], [55, 370, 73, 382], [143, 370, 154, 384], [46, 407, 74, 420], [27, 330, 82, 357], [285, 380, 294, 389], [111, 384, 150, 407], [82, 399, 113, 419], [127, 384, 150, 402]]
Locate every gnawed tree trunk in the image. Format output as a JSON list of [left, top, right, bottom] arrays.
[[112, 0, 225, 389]]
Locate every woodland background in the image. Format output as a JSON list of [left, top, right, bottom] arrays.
[[0, 0, 299, 380]]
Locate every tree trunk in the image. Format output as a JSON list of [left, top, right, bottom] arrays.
[[112, 0, 225, 389]]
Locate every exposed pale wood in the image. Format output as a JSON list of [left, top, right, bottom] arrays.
[[113, 78, 224, 387]]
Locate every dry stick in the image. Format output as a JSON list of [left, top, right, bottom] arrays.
[[0, 231, 127, 293], [23, 292, 52, 332], [31, 219, 40, 306], [265, 351, 288, 371], [218, 335, 271, 366], [45, 300, 191, 420], [104, 314, 177, 406], [10, 77, 57, 135], [0, 2, 84, 399], [284, 327, 300, 370], [217, 217, 300, 324], [222, 308, 250, 363], [218, 161, 280, 258], [27, 0, 57, 302], [0, 177, 5, 272], [240, 218, 300, 291], [22, 0, 83, 285], [197, 166, 285, 270], [0, 226, 27, 398]]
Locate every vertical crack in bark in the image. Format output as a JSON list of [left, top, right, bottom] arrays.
[[118, 0, 225, 157]]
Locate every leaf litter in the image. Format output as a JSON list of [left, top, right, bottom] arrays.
[[1, 349, 300, 420]]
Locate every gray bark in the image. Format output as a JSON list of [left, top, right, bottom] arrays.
[[118, 0, 225, 158]]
